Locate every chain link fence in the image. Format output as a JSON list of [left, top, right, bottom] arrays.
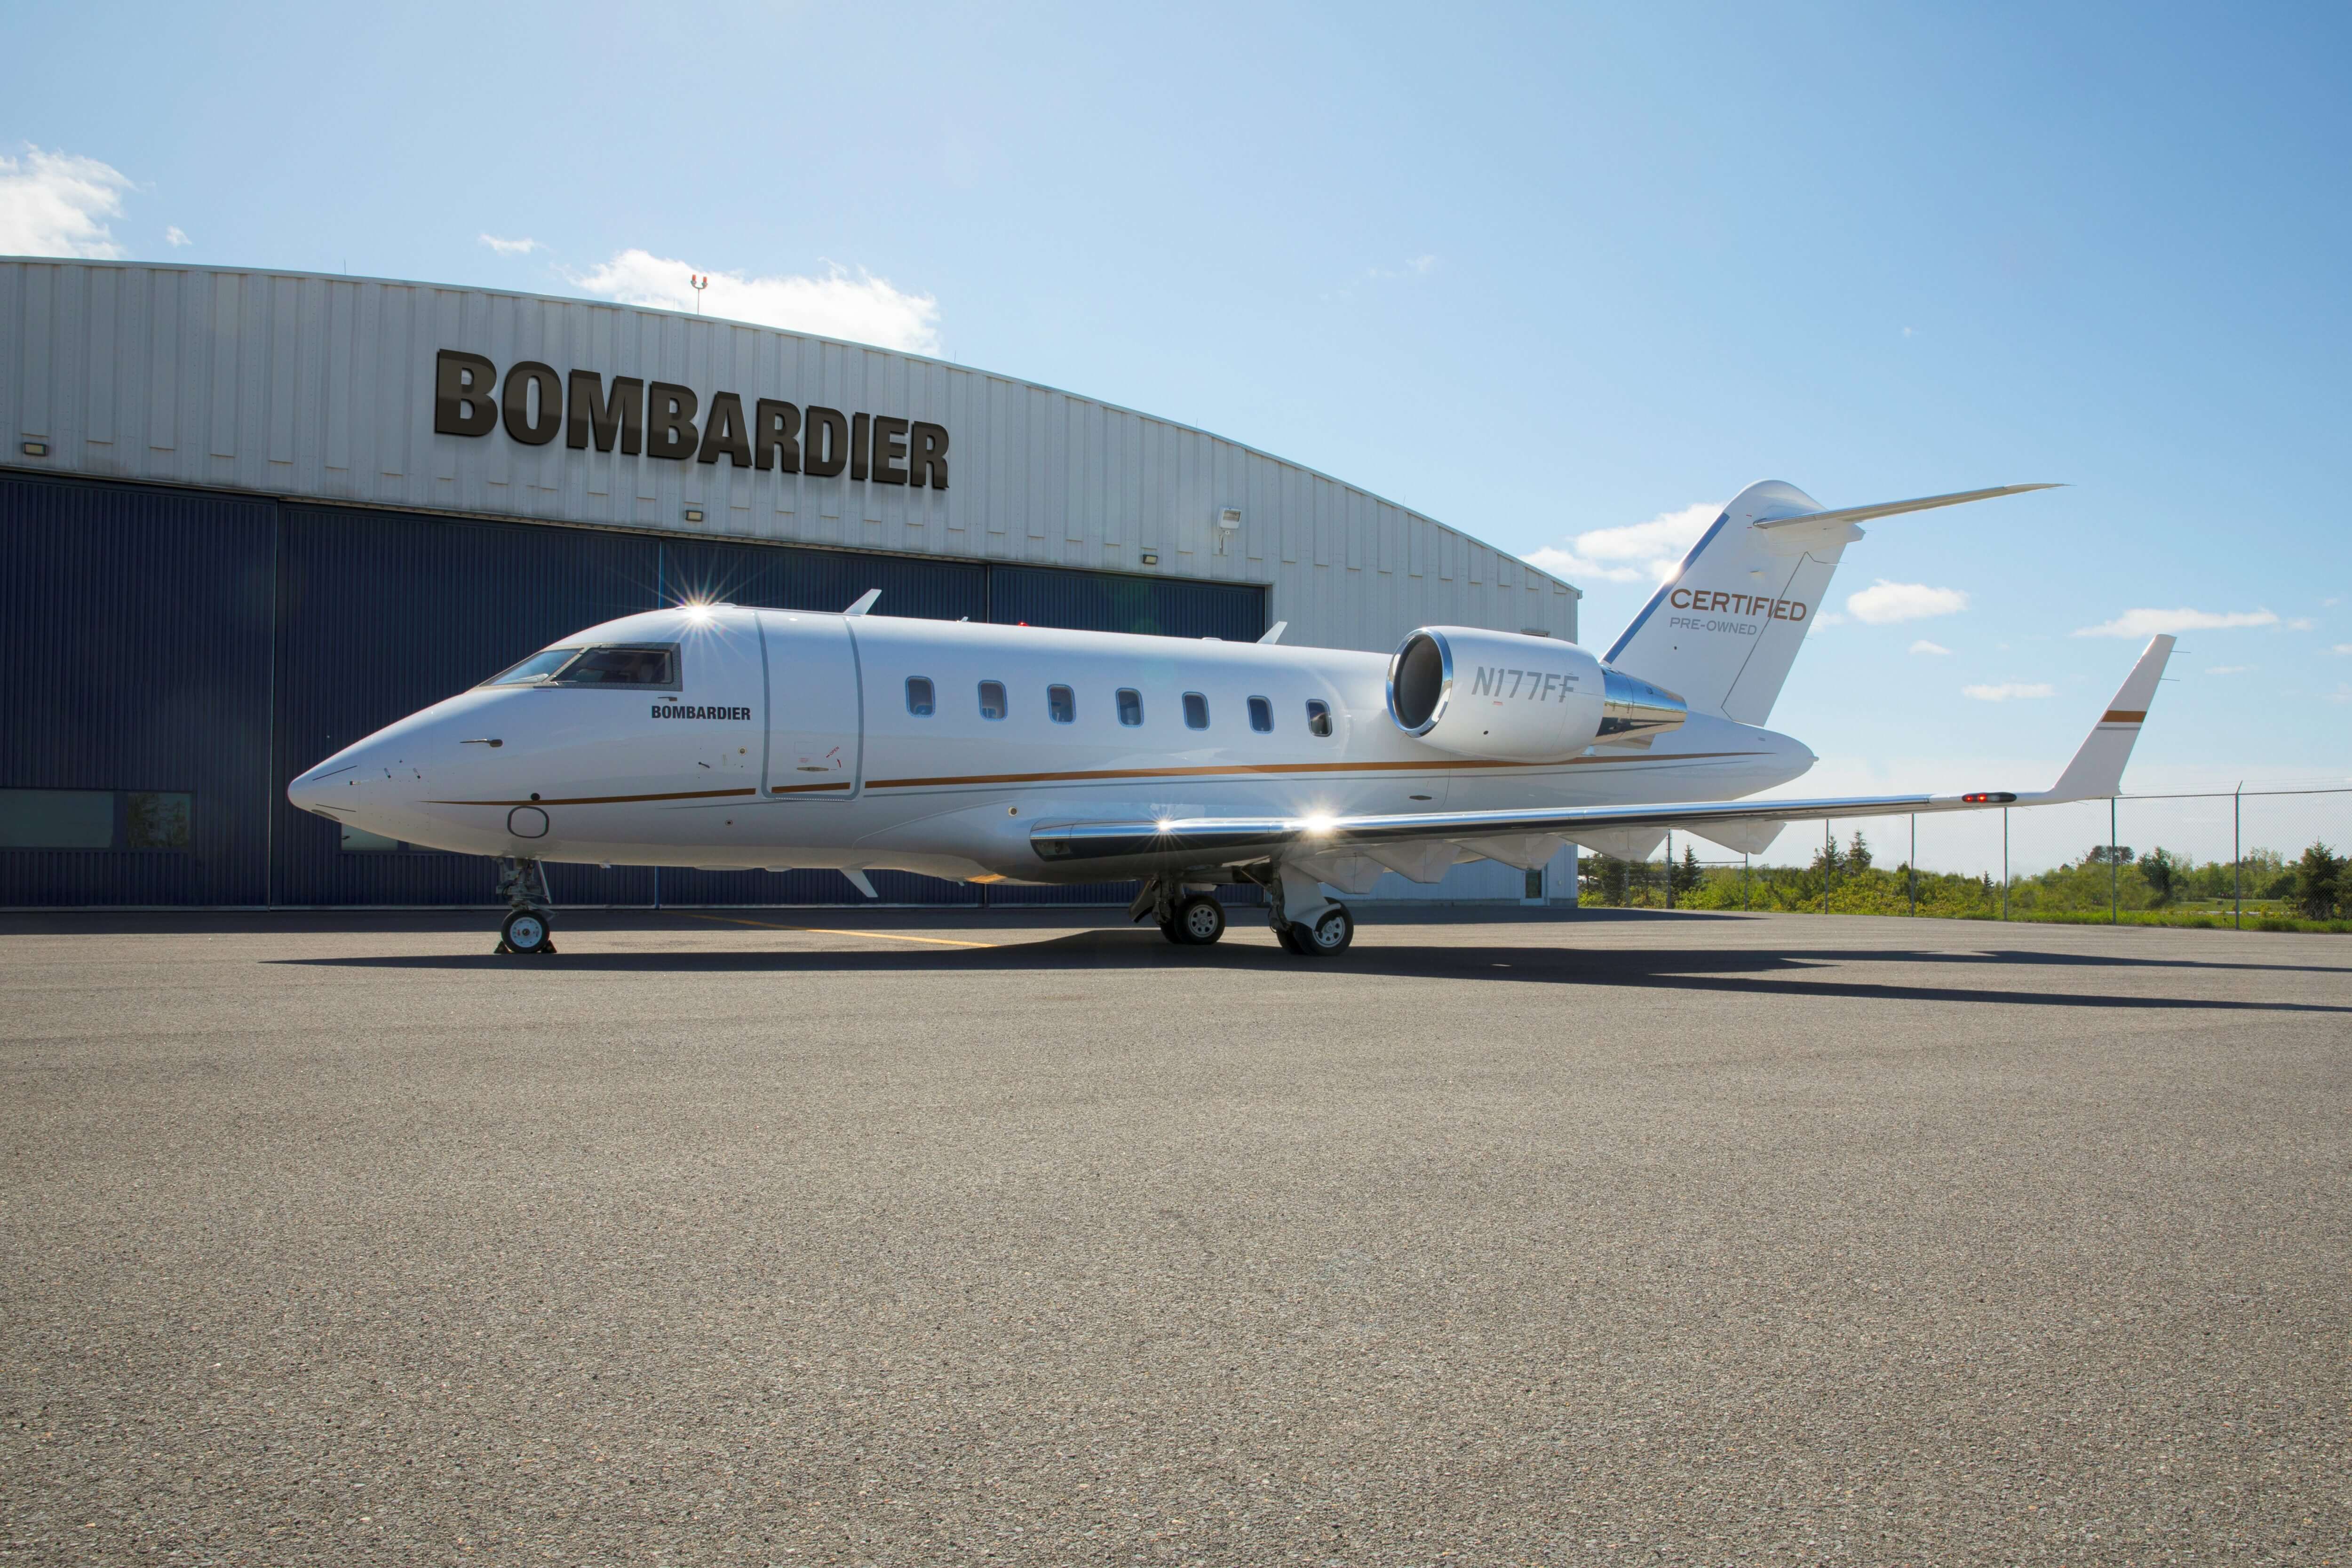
[[1579, 786, 2352, 930]]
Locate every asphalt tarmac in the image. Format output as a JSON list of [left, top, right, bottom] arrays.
[[2, 907, 2347, 1567]]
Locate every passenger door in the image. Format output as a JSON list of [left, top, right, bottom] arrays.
[[760, 612, 863, 800]]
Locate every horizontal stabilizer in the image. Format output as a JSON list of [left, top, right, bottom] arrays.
[[1753, 483, 2063, 531]]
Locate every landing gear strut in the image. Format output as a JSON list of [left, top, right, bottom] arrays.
[[495, 856, 556, 956]]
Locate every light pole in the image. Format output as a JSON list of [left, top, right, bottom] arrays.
[[690, 272, 707, 314], [2110, 796, 2120, 925]]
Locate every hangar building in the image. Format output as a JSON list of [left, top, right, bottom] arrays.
[[0, 258, 1581, 909]]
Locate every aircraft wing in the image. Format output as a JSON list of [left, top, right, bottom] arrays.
[[1030, 636, 2173, 868]]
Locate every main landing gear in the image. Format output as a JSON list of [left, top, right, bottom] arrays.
[[495, 856, 557, 956], [1132, 877, 1229, 946], [1130, 871, 1355, 957]]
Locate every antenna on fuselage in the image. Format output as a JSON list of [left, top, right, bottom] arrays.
[[1257, 621, 1288, 645], [844, 589, 881, 616]]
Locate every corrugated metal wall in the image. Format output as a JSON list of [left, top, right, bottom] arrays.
[[0, 472, 274, 905], [2, 472, 1273, 907], [986, 565, 1263, 641], [0, 259, 1577, 656]]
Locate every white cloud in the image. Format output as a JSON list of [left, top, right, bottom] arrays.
[[571, 249, 942, 355], [1908, 639, 1952, 656], [2330, 685, 2352, 705], [1963, 682, 2057, 702], [2071, 606, 2279, 637], [1811, 610, 1848, 627], [2332, 644, 2352, 655], [1847, 579, 1969, 625], [0, 146, 132, 258], [164, 224, 189, 247], [2287, 617, 2315, 631], [479, 233, 539, 256], [1525, 501, 1719, 585], [2205, 664, 2253, 676]]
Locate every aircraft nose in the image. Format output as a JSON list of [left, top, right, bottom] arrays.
[[286, 758, 363, 818]]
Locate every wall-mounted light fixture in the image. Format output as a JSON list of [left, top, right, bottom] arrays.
[[1216, 507, 1242, 531], [20, 439, 49, 458], [1140, 550, 1160, 566], [682, 507, 705, 523]]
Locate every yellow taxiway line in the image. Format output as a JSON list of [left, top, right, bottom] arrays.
[[676, 912, 999, 949]]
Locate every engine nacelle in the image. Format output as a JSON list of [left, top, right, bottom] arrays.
[[1386, 627, 1687, 762]]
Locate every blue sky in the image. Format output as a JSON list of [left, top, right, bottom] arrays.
[[5, 1, 2346, 867]]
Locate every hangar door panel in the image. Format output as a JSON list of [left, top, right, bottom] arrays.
[[761, 613, 862, 800]]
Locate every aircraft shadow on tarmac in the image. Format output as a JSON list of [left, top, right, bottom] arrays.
[[280, 927, 2352, 1015]]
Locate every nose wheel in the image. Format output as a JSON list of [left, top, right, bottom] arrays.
[[500, 908, 555, 955], [494, 856, 557, 956]]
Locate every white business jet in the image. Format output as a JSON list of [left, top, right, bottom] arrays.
[[288, 481, 2171, 956]]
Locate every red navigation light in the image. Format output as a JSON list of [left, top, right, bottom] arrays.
[[1960, 792, 2018, 804]]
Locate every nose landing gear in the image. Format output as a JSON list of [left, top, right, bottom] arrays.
[[495, 856, 557, 956]]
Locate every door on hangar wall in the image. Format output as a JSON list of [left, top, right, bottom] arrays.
[[269, 504, 661, 909], [0, 473, 275, 907]]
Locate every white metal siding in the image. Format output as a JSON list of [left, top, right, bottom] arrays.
[[0, 258, 1579, 653]]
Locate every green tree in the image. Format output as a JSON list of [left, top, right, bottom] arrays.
[[2292, 842, 2343, 920], [1671, 844, 1704, 899], [2137, 847, 2183, 906]]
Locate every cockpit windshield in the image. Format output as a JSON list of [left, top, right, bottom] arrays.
[[556, 645, 678, 685], [479, 644, 680, 688], [483, 648, 582, 685]]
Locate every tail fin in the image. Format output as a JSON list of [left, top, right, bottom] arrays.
[[1603, 480, 2059, 725], [2039, 634, 2174, 802]]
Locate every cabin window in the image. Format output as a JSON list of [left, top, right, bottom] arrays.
[[1247, 695, 1273, 733], [1306, 699, 1332, 738], [1048, 685, 1076, 724], [1115, 688, 1144, 726], [483, 647, 582, 686], [906, 677, 936, 716], [1182, 692, 1209, 730], [978, 680, 1008, 720], [551, 645, 678, 687]]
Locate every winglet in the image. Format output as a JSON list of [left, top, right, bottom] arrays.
[[2039, 635, 2174, 802], [1257, 621, 1288, 645], [844, 589, 881, 617]]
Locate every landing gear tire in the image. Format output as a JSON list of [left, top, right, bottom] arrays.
[[1275, 922, 1308, 955], [1295, 902, 1353, 957], [1170, 893, 1226, 946], [1158, 918, 1184, 944], [500, 908, 555, 956]]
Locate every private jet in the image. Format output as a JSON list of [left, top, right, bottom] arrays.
[[287, 481, 2171, 955]]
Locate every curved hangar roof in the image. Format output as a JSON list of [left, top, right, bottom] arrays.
[[0, 258, 1579, 652]]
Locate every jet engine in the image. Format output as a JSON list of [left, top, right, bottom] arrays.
[[1386, 626, 1686, 763]]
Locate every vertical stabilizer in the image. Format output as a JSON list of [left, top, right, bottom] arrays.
[[1603, 480, 2058, 725], [1603, 481, 1838, 724]]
